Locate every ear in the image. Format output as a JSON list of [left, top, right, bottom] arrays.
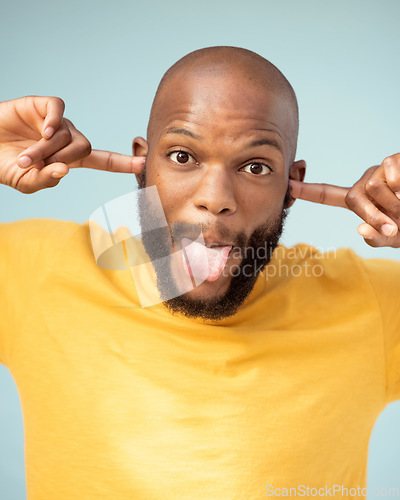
[[132, 136, 148, 185], [287, 159, 306, 207]]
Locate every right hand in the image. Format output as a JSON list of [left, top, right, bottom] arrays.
[[0, 96, 145, 193]]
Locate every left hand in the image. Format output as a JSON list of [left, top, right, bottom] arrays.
[[289, 153, 400, 248]]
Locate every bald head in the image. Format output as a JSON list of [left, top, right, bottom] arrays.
[[147, 46, 299, 166], [133, 47, 306, 317]]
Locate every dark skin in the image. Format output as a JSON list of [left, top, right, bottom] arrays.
[[132, 66, 306, 301], [290, 161, 400, 246], [2, 48, 399, 264]]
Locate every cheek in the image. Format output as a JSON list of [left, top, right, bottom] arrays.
[[237, 182, 287, 224], [145, 162, 189, 219], [146, 155, 288, 226]]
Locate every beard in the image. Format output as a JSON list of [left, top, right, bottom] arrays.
[[136, 164, 291, 321]]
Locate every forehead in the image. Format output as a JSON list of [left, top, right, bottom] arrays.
[[151, 70, 294, 154]]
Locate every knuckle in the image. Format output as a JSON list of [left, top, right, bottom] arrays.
[[80, 138, 92, 157], [63, 117, 74, 128], [106, 153, 113, 171], [318, 183, 328, 204], [344, 189, 357, 208], [59, 124, 72, 142], [367, 212, 382, 228], [51, 96, 65, 111], [364, 165, 379, 177], [381, 155, 400, 171], [382, 155, 395, 165], [365, 178, 380, 194]]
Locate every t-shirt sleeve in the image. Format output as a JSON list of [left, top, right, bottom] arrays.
[[0, 218, 80, 366], [360, 255, 400, 404]]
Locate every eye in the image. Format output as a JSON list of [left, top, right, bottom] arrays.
[[169, 151, 197, 165], [240, 162, 272, 176]]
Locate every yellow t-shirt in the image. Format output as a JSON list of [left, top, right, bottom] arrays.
[[0, 218, 399, 499]]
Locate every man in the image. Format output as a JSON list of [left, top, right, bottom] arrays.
[[0, 46, 399, 499]]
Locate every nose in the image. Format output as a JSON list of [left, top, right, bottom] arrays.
[[192, 164, 237, 216]]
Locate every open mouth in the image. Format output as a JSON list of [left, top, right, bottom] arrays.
[[181, 237, 233, 282]]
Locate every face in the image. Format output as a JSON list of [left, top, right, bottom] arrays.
[[134, 67, 305, 320]]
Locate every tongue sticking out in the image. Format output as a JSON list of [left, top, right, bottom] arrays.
[[182, 237, 232, 282]]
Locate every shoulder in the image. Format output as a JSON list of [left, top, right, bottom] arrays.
[[0, 217, 82, 242], [0, 218, 92, 269]]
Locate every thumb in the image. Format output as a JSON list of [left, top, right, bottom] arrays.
[[16, 163, 69, 194]]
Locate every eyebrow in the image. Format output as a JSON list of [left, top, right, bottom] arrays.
[[248, 137, 284, 155], [163, 127, 284, 155], [163, 127, 202, 140]]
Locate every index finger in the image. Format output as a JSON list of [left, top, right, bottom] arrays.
[[289, 179, 350, 209], [72, 149, 146, 174]]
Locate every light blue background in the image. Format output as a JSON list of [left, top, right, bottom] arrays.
[[1, 0, 399, 498]]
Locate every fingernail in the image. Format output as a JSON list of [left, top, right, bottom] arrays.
[[395, 191, 400, 200], [52, 170, 65, 179], [381, 223, 396, 237], [19, 155, 32, 168], [44, 127, 54, 139]]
